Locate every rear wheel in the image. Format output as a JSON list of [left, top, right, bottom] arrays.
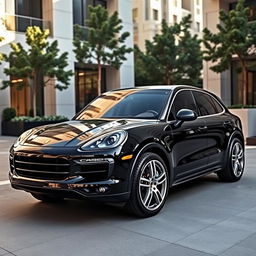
[[126, 153, 169, 217], [217, 138, 244, 182], [31, 193, 64, 203]]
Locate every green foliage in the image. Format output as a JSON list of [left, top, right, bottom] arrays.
[[228, 104, 256, 109], [1, 26, 73, 116], [73, 5, 133, 94], [11, 115, 69, 122], [135, 15, 202, 86], [203, 0, 256, 104], [2, 107, 16, 121]]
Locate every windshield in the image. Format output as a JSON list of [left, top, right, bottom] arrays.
[[75, 89, 171, 120]]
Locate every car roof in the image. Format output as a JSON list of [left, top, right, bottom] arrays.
[[110, 85, 203, 92]]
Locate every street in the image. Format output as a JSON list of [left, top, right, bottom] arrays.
[[1, 136, 256, 256]]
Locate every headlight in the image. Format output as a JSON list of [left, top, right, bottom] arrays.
[[80, 130, 127, 150]]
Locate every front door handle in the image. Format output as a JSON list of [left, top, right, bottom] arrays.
[[198, 126, 208, 132]]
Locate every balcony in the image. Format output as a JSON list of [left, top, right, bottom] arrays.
[[5, 14, 51, 33]]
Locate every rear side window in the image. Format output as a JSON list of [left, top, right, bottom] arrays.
[[192, 91, 222, 116], [168, 90, 198, 120], [212, 97, 224, 113]]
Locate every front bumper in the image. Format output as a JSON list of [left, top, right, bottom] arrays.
[[9, 148, 133, 202]]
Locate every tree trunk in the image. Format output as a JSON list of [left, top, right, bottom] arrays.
[[164, 70, 172, 85], [32, 77, 37, 117], [241, 63, 248, 106], [32, 71, 39, 117], [97, 62, 102, 96]]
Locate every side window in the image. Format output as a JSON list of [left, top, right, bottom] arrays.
[[212, 97, 224, 113], [168, 90, 198, 120], [193, 91, 219, 116]]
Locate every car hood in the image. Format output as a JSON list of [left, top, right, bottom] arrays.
[[20, 119, 156, 148]]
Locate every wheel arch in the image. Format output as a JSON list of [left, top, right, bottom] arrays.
[[224, 130, 245, 166], [128, 141, 173, 192]]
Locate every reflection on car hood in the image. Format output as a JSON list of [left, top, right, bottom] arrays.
[[21, 119, 156, 147]]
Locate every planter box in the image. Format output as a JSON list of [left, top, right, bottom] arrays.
[[229, 108, 256, 142], [1, 121, 64, 136]]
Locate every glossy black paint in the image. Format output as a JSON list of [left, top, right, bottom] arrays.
[[9, 86, 244, 202]]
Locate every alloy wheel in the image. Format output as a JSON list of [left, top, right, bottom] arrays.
[[139, 159, 168, 211], [231, 142, 244, 177]]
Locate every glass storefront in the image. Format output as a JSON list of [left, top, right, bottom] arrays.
[[75, 68, 106, 112], [10, 79, 31, 116]]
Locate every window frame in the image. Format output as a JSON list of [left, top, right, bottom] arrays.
[[192, 90, 225, 117], [167, 89, 199, 121], [165, 89, 225, 121]]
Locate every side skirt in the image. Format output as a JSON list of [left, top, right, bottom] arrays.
[[172, 167, 222, 187]]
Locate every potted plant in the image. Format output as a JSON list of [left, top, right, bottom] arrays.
[[1, 110, 69, 136]]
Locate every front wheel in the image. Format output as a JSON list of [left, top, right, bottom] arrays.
[[217, 138, 245, 182], [126, 153, 169, 217]]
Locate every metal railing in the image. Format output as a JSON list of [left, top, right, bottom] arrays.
[[5, 14, 51, 33]]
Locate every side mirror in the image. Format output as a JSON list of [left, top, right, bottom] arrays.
[[172, 109, 198, 128], [176, 109, 198, 122]]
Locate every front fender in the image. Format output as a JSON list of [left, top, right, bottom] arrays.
[[127, 142, 173, 193]]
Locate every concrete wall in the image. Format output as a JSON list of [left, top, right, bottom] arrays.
[[203, 0, 231, 105]]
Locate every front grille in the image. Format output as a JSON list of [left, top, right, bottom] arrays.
[[74, 159, 111, 182], [13, 154, 70, 180]]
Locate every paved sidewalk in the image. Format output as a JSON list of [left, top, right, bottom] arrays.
[[1, 136, 256, 256]]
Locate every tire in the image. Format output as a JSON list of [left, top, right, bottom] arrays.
[[126, 153, 169, 217], [217, 138, 245, 182], [31, 193, 64, 203]]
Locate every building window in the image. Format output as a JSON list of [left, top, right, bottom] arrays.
[[173, 15, 177, 23], [230, 0, 256, 21], [145, 0, 150, 20], [5, 0, 45, 32], [73, 0, 107, 26], [196, 0, 200, 5], [75, 68, 106, 112], [133, 8, 138, 22], [182, 0, 191, 11], [173, 0, 178, 7], [196, 22, 200, 32], [153, 9, 159, 21], [197, 8, 200, 15]]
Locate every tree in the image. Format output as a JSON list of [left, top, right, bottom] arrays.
[[1, 26, 73, 117], [73, 5, 133, 96], [203, 0, 256, 105], [135, 15, 202, 86]]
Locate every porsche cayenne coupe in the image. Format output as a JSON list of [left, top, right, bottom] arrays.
[[9, 86, 245, 217]]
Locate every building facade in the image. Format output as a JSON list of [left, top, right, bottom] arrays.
[[203, 0, 256, 106], [0, 0, 134, 129], [133, 0, 203, 51]]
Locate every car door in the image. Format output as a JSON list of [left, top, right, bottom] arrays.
[[192, 91, 228, 170], [167, 89, 209, 182]]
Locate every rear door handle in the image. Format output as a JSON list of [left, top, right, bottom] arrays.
[[223, 121, 232, 127]]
